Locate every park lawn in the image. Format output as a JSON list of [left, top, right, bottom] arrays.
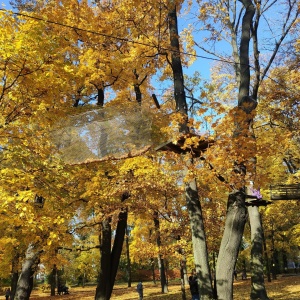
[[29, 275, 300, 299]]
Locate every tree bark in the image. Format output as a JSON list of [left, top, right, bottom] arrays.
[[239, 1, 269, 299], [11, 271, 19, 300], [238, 0, 255, 104], [97, 86, 105, 107], [10, 253, 19, 300], [49, 265, 57, 296], [95, 218, 112, 300], [157, 255, 168, 293], [168, 5, 188, 131], [168, 5, 213, 299], [150, 258, 156, 284], [216, 1, 256, 299], [95, 193, 128, 300], [107, 207, 128, 299], [186, 177, 214, 300], [248, 206, 270, 300], [154, 211, 168, 293], [180, 255, 187, 300], [14, 244, 42, 300], [125, 226, 132, 287], [216, 192, 248, 300]]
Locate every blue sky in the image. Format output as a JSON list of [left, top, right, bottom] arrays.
[[1, 0, 10, 8]]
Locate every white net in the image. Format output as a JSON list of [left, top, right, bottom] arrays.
[[52, 105, 154, 164]]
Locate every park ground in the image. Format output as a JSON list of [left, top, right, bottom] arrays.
[[26, 274, 299, 299]]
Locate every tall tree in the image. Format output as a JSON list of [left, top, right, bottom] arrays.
[[168, 2, 213, 299], [191, 0, 299, 298]]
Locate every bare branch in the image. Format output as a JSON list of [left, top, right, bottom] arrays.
[[261, 1, 299, 81]]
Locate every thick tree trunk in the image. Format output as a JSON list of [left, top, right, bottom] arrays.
[[215, 1, 257, 299], [248, 206, 269, 300], [95, 194, 128, 300], [216, 192, 248, 300], [237, 1, 268, 299], [14, 244, 42, 300], [95, 218, 112, 300], [11, 271, 18, 300], [186, 178, 214, 300]]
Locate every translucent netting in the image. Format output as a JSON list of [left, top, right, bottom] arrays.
[[52, 106, 153, 164]]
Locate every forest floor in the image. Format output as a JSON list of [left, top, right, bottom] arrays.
[[28, 274, 299, 299]]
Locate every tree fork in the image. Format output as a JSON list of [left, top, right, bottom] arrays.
[[216, 1, 265, 300], [95, 192, 129, 300]]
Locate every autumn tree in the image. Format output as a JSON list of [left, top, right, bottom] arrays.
[[0, 7, 93, 299], [187, 0, 300, 299]]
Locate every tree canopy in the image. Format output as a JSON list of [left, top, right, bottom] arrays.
[[0, 1, 299, 299]]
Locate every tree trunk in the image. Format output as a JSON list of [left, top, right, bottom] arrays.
[[107, 207, 128, 299], [168, 5, 213, 299], [215, 1, 256, 299], [14, 244, 42, 300], [157, 255, 168, 293], [168, 5, 188, 130], [180, 257, 187, 300], [248, 206, 270, 300], [216, 192, 248, 300], [11, 271, 18, 300], [10, 253, 19, 300], [95, 218, 112, 300], [125, 226, 132, 287], [97, 86, 104, 107], [262, 228, 272, 282], [82, 273, 86, 287], [154, 211, 168, 293], [186, 177, 214, 300], [212, 252, 217, 299], [49, 265, 57, 296], [179, 252, 188, 285], [151, 258, 156, 284], [238, 0, 255, 104], [95, 193, 128, 300]]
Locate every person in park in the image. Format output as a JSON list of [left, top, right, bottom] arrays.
[[242, 268, 247, 280], [5, 288, 11, 300], [188, 275, 200, 300], [233, 269, 238, 280], [136, 281, 143, 300]]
